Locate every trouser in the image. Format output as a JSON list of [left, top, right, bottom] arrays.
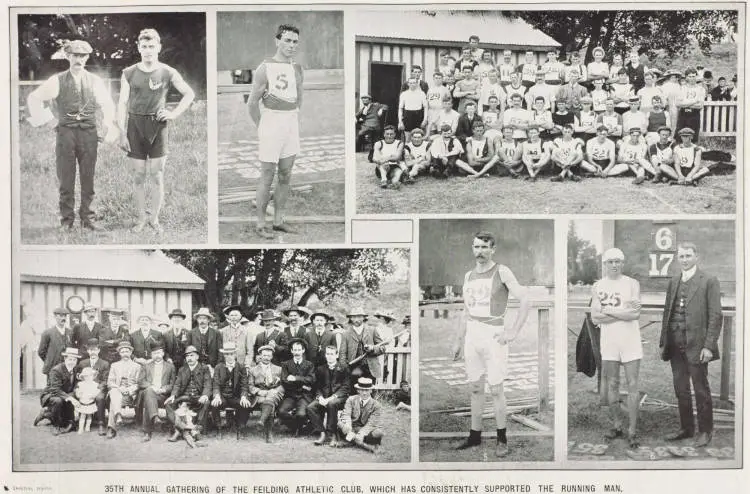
[[140, 388, 168, 433], [212, 396, 251, 428], [107, 388, 135, 430], [337, 421, 384, 445], [93, 390, 107, 425], [676, 109, 701, 141], [278, 396, 311, 428], [56, 125, 98, 225], [669, 351, 713, 434], [306, 396, 347, 434], [165, 396, 210, 430], [42, 396, 75, 427]]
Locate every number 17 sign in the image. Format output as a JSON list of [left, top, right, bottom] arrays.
[[649, 223, 677, 278]]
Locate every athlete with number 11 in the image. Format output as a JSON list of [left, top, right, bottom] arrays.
[[248, 24, 304, 239]]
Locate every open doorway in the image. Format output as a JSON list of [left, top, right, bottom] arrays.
[[370, 61, 404, 128]]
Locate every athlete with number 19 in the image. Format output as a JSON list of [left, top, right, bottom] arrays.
[[590, 248, 643, 450], [248, 24, 304, 239], [452, 232, 530, 458]]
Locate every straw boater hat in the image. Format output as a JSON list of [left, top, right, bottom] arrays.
[[347, 307, 369, 318], [193, 307, 214, 321], [354, 377, 374, 390], [219, 342, 238, 354], [61, 347, 82, 359], [223, 305, 243, 316], [168, 308, 187, 319]]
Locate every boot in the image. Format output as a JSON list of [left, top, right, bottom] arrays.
[[264, 417, 273, 443], [98, 425, 106, 436], [168, 430, 181, 442], [314, 432, 327, 446], [354, 438, 376, 453]]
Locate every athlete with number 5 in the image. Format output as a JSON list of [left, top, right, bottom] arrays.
[[248, 24, 304, 239], [452, 232, 530, 458], [590, 248, 643, 449]]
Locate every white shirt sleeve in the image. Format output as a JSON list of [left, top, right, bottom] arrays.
[[26, 76, 60, 125]]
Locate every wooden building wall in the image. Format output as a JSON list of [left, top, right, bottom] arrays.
[[419, 219, 554, 289], [355, 40, 546, 99], [18, 281, 195, 390], [217, 11, 343, 71]]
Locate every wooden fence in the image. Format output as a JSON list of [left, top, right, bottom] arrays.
[[701, 101, 738, 137], [378, 347, 411, 390]]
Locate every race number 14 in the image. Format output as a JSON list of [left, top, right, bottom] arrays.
[[649, 225, 676, 277]]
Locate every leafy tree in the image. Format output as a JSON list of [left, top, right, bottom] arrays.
[[568, 223, 600, 286]]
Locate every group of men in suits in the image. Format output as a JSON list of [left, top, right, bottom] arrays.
[[591, 242, 723, 449], [34, 304, 404, 452]]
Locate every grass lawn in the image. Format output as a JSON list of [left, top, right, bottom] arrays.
[[19, 102, 208, 244], [419, 305, 554, 462], [218, 89, 344, 244], [355, 152, 735, 215], [567, 306, 737, 463], [17, 390, 410, 467]]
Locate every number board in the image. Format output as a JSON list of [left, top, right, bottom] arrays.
[[648, 223, 677, 278]]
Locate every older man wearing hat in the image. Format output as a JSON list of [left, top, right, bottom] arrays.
[[187, 308, 223, 369], [337, 377, 384, 453], [26, 39, 117, 231], [590, 247, 643, 449], [356, 94, 387, 153], [38, 308, 73, 377], [247, 344, 284, 442], [304, 310, 338, 367], [163, 308, 189, 370], [136, 343, 176, 441], [105, 341, 142, 438], [211, 342, 252, 437], [76, 338, 110, 435], [278, 338, 316, 434], [72, 303, 104, 360], [253, 309, 284, 366], [219, 305, 248, 370], [131, 314, 165, 365], [37, 347, 82, 434], [556, 69, 588, 112], [339, 307, 385, 383], [164, 345, 212, 441]]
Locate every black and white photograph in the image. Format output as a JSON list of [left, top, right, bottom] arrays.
[[14, 248, 412, 468], [568, 219, 739, 465], [217, 11, 345, 244], [15, 12, 207, 244], [418, 219, 554, 462], [354, 9, 739, 215]]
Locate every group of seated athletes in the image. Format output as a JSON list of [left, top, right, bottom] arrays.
[[363, 42, 736, 187]]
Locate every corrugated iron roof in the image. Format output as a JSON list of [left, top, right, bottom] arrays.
[[19, 249, 205, 288], [354, 10, 560, 48]]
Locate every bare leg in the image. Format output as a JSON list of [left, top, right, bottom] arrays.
[[603, 360, 623, 432], [256, 162, 276, 231], [659, 164, 679, 180], [132, 159, 148, 230], [78, 413, 86, 434], [470, 377, 485, 431], [148, 157, 167, 228], [606, 163, 630, 176], [455, 158, 479, 176], [622, 359, 641, 437], [491, 383, 507, 429], [274, 155, 296, 227]]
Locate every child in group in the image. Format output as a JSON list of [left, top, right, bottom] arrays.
[[373, 125, 406, 189], [590, 78, 609, 114], [429, 123, 464, 178], [395, 380, 412, 412], [74, 367, 100, 434], [404, 128, 431, 180], [174, 398, 200, 448]]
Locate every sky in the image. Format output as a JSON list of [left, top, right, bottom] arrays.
[[571, 220, 603, 253]]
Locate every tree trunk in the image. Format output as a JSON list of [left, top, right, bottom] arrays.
[[585, 11, 609, 63], [298, 285, 319, 306]]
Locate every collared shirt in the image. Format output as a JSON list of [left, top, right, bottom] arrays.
[[89, 357, 98, 368], [352, 325, 364, 336], [27, 70, 115, 125], [56, 325, 67, 336], [292, 358, 303, 366], [315, 328, 324, 337], [187, 363, 198, 372], [361, 398, 370, 407], [681, 266, 697, 282], [199, 327, 209, 335], [153, 360, 164, 387], [86, 319, 96, 330], [226, 363, 235, 373]]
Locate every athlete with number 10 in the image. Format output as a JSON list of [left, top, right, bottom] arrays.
[[248, 24, 304, 239]]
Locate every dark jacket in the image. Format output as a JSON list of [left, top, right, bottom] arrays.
[[131, 329, 165, 361], [275, 326, 308, 364], [96, 325, 130, 363], [40, 362, 78, 405], [710, 86, 733, 102], [187, 327, 223, 367], [170, 362, 212, 399], [575, 311, 600, 378], [338, 326, 385, 379], [280, 358, 316, 400], [455, 113, 484, 142], [212, 362, 248, 400], [660, 269, 723, 364], [77, 357, 111, 391], [72, 321, 105, 358], [356, 102, 387, 131], [304, 328, 339, 367], [163, 328, 189, 369], [138, 360, 177, 395], [38, 326, 74, 375], [254, 329, 282, 365], [314, 362, 350, 400]]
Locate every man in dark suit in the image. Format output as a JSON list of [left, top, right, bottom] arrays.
[[131, 314, 165, 365], [278, 338, 316, 434], [137, 343, 176, 442], [72, 303, 104, 359], [211, 342, 252, 436], [304, 311, 338, 366], [660, 242, 723, 447], [187, 308, 223, 369], [337, 377, 384, 453], [164, 345, 211, 441], [163, 308, 189, 370], [76, 338, 110, 436], [356, 94, 387, 152], [306, 345, 350, 446], [253, 309, 283, 365], [37, 347, 82, 434], [339, 307, 385, 383], [38, 308, 73, 377], [276, 306, 310, 364]]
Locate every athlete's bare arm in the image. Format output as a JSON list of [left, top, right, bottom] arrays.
[[159, 69, 194, 121], [117, 74, 131, 151], [247, 63, 269, 127], [452, 271, 471, 360], [297, 65, 304, 110], [590, 283, 619, 325], [499, 265, 530, 341], [603, 278, 642, 321]]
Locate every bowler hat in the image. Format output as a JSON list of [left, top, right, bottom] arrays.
[[184, 345, 199, 356], [283, 306, 312, 318], [288, 337, 307, 350], [85, 338, 100, 348], [168, 308, 187, 320], [193, 307, 214, 320], [260, 309, 278, 321], [310, 310, 331, 321], [150, 343, 165, 353], [354, 377, 374, 390]]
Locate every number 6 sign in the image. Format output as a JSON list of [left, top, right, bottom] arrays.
[[649, 224, 677, 278]]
